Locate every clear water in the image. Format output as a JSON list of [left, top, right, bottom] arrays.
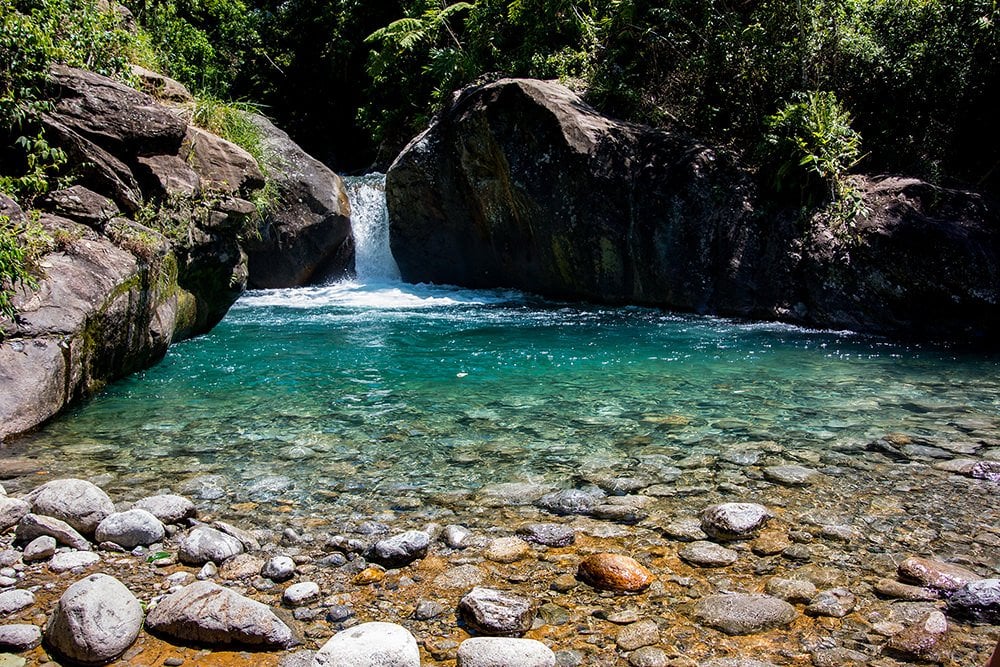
[[10, 176, 1000, 522]]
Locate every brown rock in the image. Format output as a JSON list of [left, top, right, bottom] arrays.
[[898, 556, 982, 592], [182, 127, 264, 197], [874, 578, 939, 601], [577, 553, 654, 593], [886, 611, 950, 663], [135, 154, 201, 198], [484, 537, 531, 563], [130, 65, 193, 103], [751, 530, 791, 556], [352, 567, 385, 585]]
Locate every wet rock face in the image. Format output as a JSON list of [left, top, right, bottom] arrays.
[[244, 115, 354, 288], [897, 556, 982, 592], [386, 78, 1000, 341]]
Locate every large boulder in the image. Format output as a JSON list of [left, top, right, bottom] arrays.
[[245, 115, 354, 288], [45, 573, 143, 664], [313, 622, 419, 667], [24, 478, 114, 536], [386, 78, 1000, 340], [145, 580, 298, 648]]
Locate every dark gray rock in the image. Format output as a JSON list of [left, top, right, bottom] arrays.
[[45, 573, 142, 664], [693, 593, 797, 635], [387, 78, 1000, 341], [946, 578, 1000, 624], [245, 115, 353, 288], [517, 523, 576, 547], [537, 488, 605, 515], [459, 587, 535, 637], [39, 186, 119, 228], [145, 580, 298, 648], [678, 541, 738, 568], [370, 530, 430, 567]]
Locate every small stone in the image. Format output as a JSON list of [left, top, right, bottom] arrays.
[[212, 521, 260, 551], [283, 581, 320, 607], [750, 531, 791, 556], [457, 637, 555, 667], [24, 478, 114, 535], [591, 504, 647, 524], [370, 531, 430, 567], [219, 553, 266, 580], [484, 537, 531, 563], [145, 580, 297, 648], [874, 578, 938, 601], [45, 573, 142, 664], [661, 518, 708, 542], [550, 574, 578, 592], [517, 523, 575, 547], [805, 588, 856, 618], [537, 488, 605, 515], [615, 618, 660, 651], [459, 587, 535, 637], [178, 526, 244, 565], [693, 593, 797, 635], [414, 600, 447, 620], [352, 567, 385, 585], [762, 465, 818, 486], [0, 624, 42, 651], [262, 555, 296, 582], [164, 658, 185, 667], [886, 610, 950, 662], [326, 605, 354, 622], [970, 460, 1000, 481], [433, 564, 485, 589], [443, 525, 471, 549], [628, 646, 669, 667], [577, 553, 654, 593], [678, 541, 738, 568], [94, 509, 165, 550], [22, 536, 57, 562], [198, 562, 218, 580], [700, 503, 773, 541], [809, 649, 867, 667], [765, 577, 816, 603], [538, 603, 569, 625], [313, 621, 419, 667], [781, 544, 812, 561], [945, 578, 1000, 624], [49, 551, 101, 573], [0, 590, 34, 616]]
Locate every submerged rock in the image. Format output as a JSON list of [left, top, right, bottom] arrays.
[[45, 574, 142, 664], [459, 587, 535, 636], [576, 553, 654, 593], [693, 593, 797, 635], [897, 556, 982, 592], [946, 578, 1000, 624], [885, 610, 951, 662], [517, 523, 575, 547], [678, 541, 738, 568], [146, 580, 298, 648], [700, 503, 774, 541], [313, 622, 419, 667]]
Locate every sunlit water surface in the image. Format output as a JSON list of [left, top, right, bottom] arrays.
[[11, 175, 1000, 523]]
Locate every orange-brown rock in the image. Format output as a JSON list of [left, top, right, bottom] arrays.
[[576, 553, 653, 593], [898, 556, 982, 592]]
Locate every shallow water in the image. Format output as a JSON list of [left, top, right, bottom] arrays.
[[8, 175, 1000, 524]]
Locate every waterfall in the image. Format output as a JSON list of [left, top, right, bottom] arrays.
[[344, 173, 401, 282]]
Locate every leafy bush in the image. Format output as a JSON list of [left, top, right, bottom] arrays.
[[763, 91, 863, 203]]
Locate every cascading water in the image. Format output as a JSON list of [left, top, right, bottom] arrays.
[[343, 173, 400, 283]]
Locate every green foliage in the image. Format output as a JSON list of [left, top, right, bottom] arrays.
[[123, 0, 262, 96], [764, 91, 863, 202], [189, 95, 267, 167], [0, 215, 34, 326]]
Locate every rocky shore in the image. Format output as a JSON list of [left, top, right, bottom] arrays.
[[1, 426, 998, 666]]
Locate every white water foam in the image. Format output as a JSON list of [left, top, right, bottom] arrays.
[[343, 172, 400, 282]]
